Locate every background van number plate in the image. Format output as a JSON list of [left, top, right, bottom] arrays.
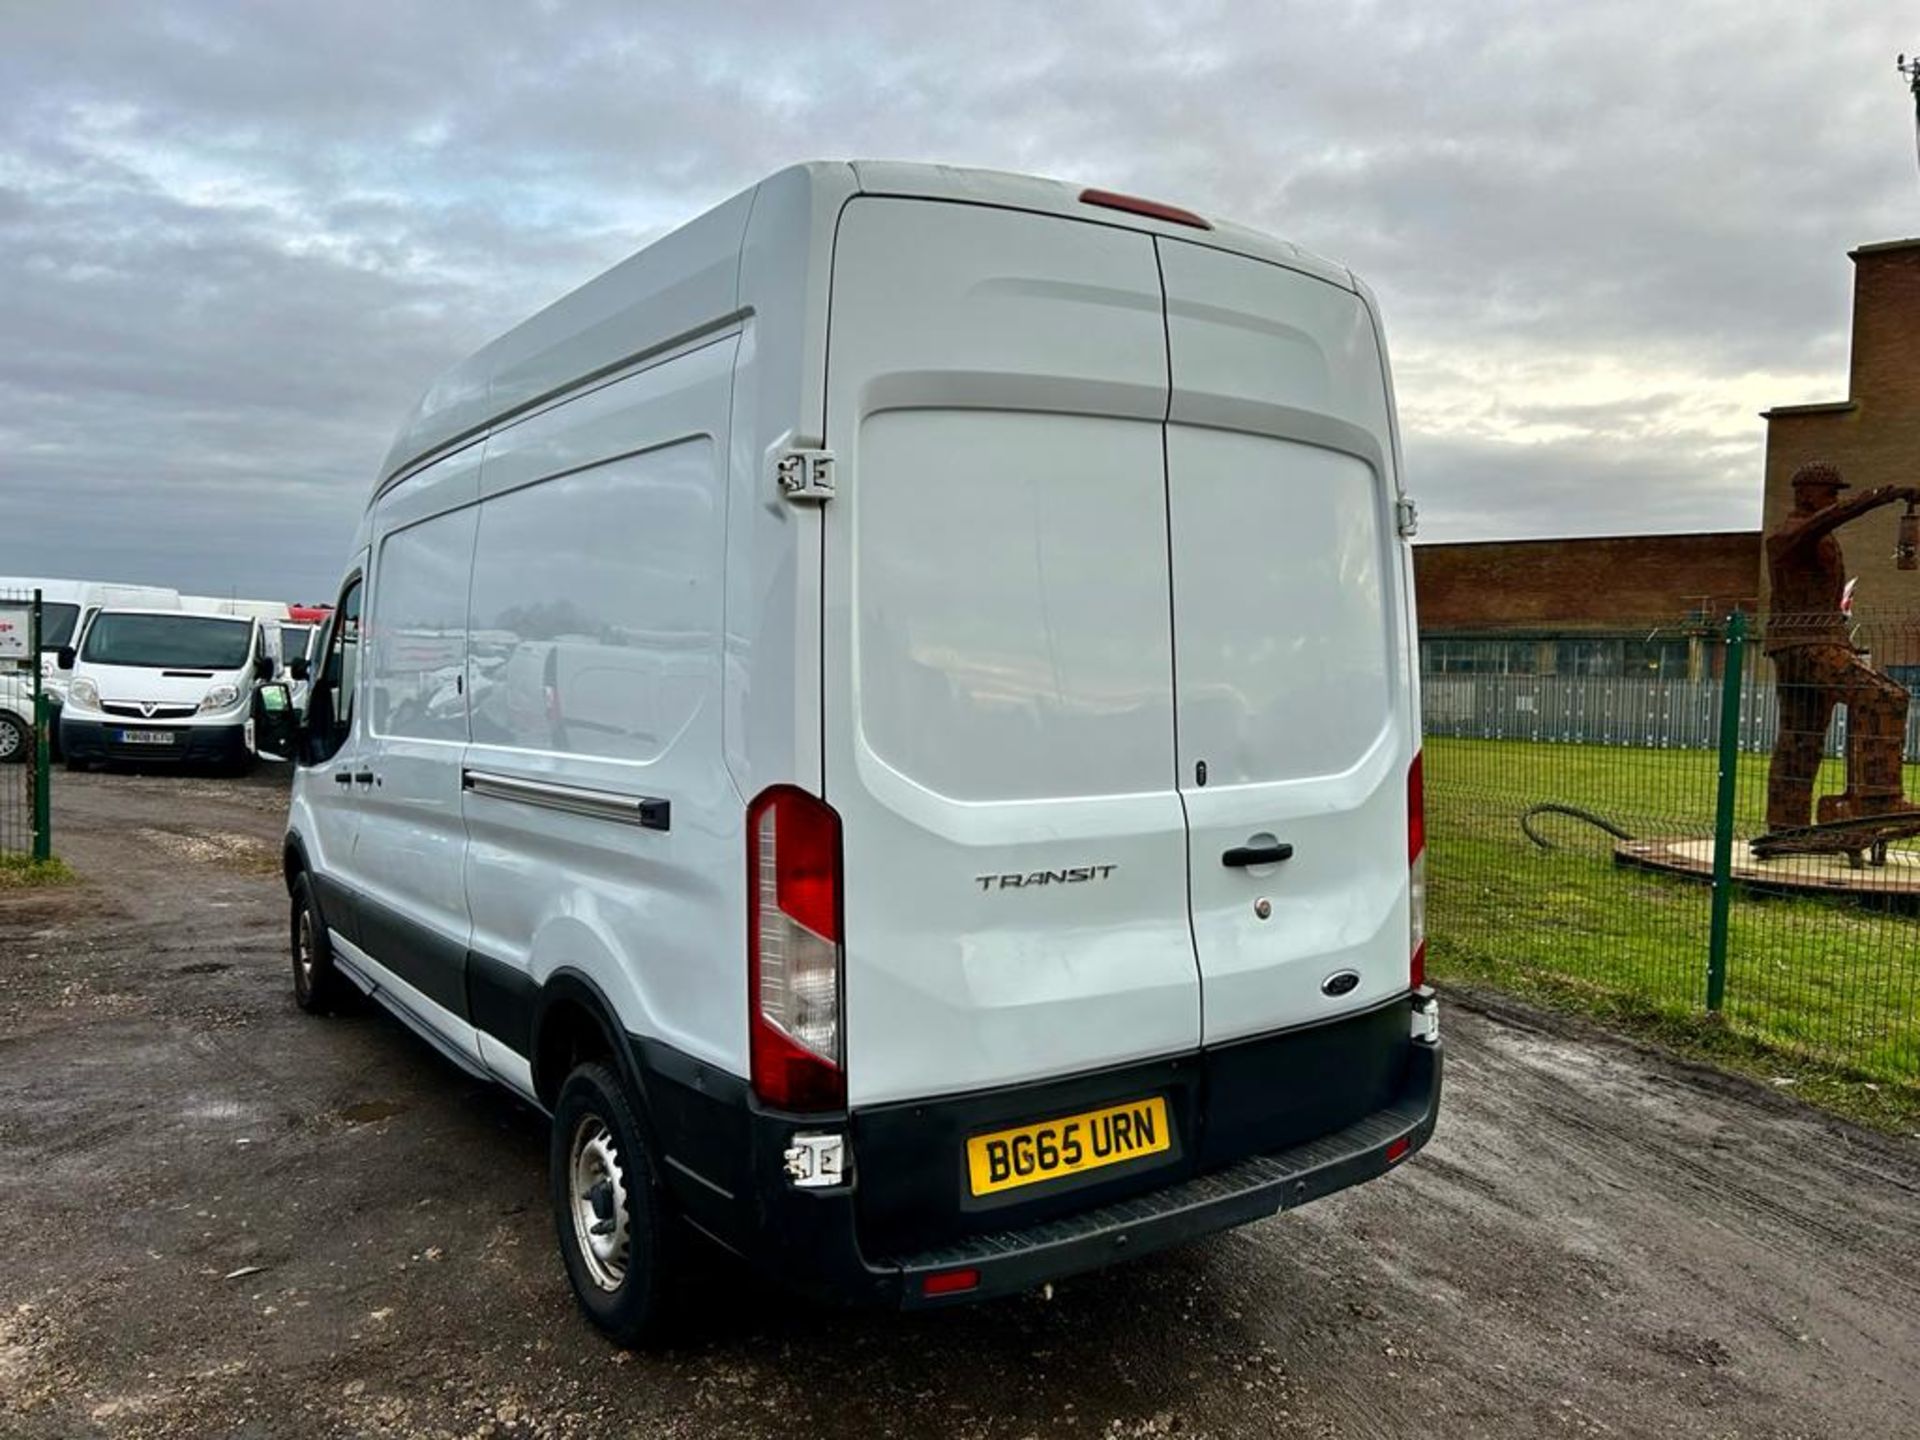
[[966, 1096, 1170, 1197]]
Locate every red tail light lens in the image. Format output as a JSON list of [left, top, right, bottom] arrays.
[[1078, 187, 1212, 230], [1408, 751, 1426, 990], [747, 786, 845, 1111]]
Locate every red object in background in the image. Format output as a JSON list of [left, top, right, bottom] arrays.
[[288, 604, 334, 623]]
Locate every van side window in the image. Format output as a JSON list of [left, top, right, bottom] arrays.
[[368, 509, 476, 743], [465, 442, 717, 761], [309, 578, 362, 763]]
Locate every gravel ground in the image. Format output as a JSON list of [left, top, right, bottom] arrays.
[[2, 766, 1918, 1439]]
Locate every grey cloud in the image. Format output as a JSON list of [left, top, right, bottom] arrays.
[[0, 0, 1911, 598]]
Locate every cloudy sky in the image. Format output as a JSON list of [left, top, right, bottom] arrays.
[[2, 1, 1916, 601]]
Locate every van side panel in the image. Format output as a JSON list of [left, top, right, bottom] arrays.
[[461, 336, 744, 1077], [378, 186, 756, 493], [723, 162, 859, 800]]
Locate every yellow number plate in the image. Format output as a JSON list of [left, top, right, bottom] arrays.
[[965, 1096, 1171, 1197]]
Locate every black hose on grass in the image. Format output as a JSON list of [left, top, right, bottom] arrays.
[[1521, 803, 1637, 851]]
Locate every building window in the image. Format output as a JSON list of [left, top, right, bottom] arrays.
[[1620, 639, 1691, 679], [1554, 639, 1618, 677], [1422, 639, 1538, 675]]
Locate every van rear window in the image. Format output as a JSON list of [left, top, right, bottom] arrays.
[[81, 613, 251, 670], [855, 409, 1176, 802]]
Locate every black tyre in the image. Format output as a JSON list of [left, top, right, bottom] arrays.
[[0, 713, 25, 765], [550, 1061, 677, 1346], [290, 872, 350, 1013]]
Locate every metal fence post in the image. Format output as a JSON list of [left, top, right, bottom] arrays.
[[29, 588, 50, 863], [1706, 610, 1746, 1012]]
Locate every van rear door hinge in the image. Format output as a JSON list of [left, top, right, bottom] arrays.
[[777, 448, 835, 504], [1395, 495, 1419, 538]]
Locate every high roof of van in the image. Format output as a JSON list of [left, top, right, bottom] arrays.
[[0, 578, 180, 604], [376, 160, 1356, 499], [96, 606, 251, 622]]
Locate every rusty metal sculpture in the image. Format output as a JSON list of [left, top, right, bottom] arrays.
[[1756, 462, 1920, 860]]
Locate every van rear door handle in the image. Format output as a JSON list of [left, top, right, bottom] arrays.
[[1222, 841, 1293, 867], [353, 770, 376, 787], [333, 772, 353, 786]]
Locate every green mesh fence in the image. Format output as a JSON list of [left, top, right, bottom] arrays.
[[0, 588, 50, 862], [1423, 612, 1920, 1091]]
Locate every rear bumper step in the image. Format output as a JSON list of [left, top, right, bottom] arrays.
[[887, 1037, 1441, 1307], [633, 1009, 1442, 1309]]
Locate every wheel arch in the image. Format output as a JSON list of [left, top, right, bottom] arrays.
[[282, 831, 311, 892], [532, 969, 655, 1127]]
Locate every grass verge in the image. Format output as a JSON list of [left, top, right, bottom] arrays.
[[0, 854, 75, 889], [1428, 735, 1920, 1132]]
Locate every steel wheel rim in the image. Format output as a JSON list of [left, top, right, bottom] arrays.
[[568, 1114, 631, 1292], [0, 720, 19, 759]]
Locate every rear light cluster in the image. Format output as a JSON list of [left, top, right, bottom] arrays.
[[1407, 751, 1426, 990], [747, 786, 846, 1111]]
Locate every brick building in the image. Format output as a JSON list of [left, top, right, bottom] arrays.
[[1414, 531, 1760, 678], [1762, 239, 1920, 616]]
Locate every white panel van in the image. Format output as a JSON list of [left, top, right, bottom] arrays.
[[61, 607, 268, 771], [267, 163, 1440, 1344]]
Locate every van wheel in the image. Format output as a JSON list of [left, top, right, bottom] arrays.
[[551, 1061, 676, 1346], [0, 714, 25, 765], [290, 873, 349, 1013]]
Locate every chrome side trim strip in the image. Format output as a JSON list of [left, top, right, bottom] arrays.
[[461, 768, 671, 832]]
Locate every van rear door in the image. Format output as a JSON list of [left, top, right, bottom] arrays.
[[1159, 240, 1416, 1044], [823, 198, 1201, 1106]]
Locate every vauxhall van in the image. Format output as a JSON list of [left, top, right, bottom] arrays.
[[265, 162, 1440, 1344], [61, 607, 269, 771]]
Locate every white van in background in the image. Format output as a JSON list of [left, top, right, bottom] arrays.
[[275, 620, 320, 711], [0, 577, 183, 711], [266, 162, 1439, 1345], [61, 607, 269, 772], [0, 671, 31, 766]]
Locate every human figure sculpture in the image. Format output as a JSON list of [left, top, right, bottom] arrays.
[[1763, 461, 1920, 833]]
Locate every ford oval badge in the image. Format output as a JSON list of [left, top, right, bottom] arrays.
[[1321, 969, 1361, 998]]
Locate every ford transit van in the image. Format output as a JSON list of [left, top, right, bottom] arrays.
[[266, 162, 1440, 1344], [61, 607, 267, 771]]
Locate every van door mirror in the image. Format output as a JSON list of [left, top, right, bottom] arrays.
[[55, 646, 75, 670], [257, 654, 277, 682], [288, 656, 311, 682], [252, 682, 300, 761]]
